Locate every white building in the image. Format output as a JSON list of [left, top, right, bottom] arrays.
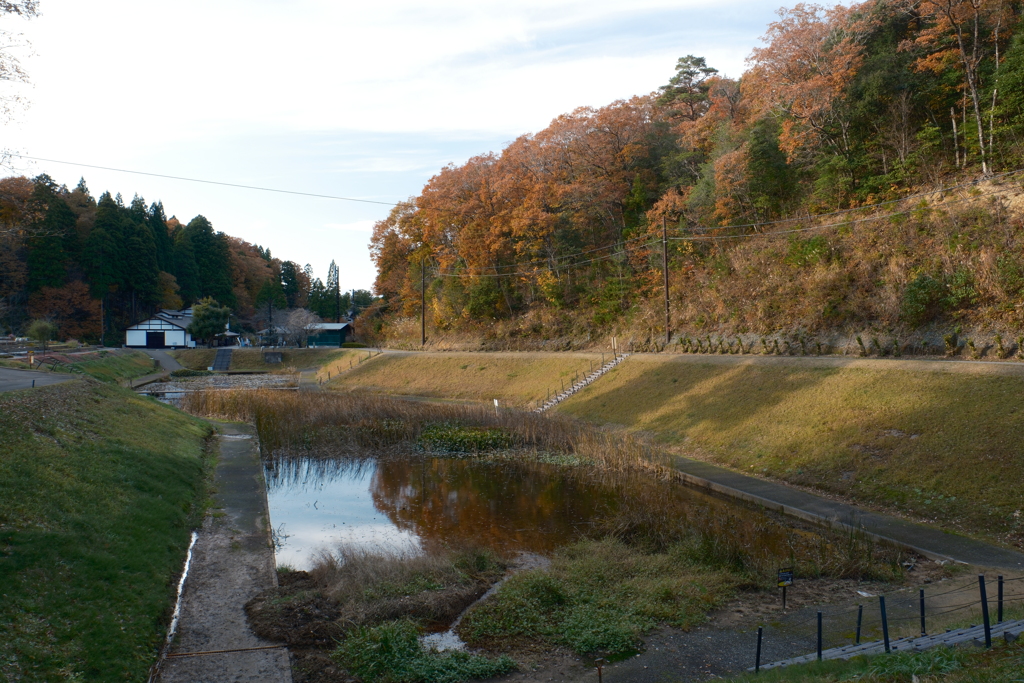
[[125, 309, 197, 349]]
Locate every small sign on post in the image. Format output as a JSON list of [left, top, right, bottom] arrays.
[[778, 567, 794, 609]]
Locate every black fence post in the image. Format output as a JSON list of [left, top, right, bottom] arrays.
[[998, 575, 1004, 623], [920, 588, 926, 636], [817, 611, 823, 661], [755, 626, 763, 673], [880, 596, 890, 653], [855, 604, 863, 644], [979, 574, 992, 648]]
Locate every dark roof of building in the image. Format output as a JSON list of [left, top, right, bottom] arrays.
[[127, 308, 194, 331]]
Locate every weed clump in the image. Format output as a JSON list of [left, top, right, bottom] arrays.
[[333, 619, 516, 683], [459, 539, 737, 656]]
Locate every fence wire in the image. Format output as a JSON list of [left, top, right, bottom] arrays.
[[754, 574, 1024, 667]]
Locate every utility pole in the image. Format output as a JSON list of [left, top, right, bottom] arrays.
[[420, 256, 426, 347], [662, 216, 670, 346]]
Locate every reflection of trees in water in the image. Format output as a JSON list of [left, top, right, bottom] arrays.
[[369, 458, 811, 569], [370, 459, 617, 553], [267, 454, 877, 575], [264, 455, 375, 493]]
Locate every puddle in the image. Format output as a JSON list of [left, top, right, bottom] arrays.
[[264, 455, 796, 571]]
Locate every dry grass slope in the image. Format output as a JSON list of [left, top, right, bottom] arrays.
[[326, 351, 605, 406], [558, 355, 1024, 549]]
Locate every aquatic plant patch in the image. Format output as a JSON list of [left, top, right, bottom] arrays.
[[417, 423, 515, 454], [458, 538, 740, 656]]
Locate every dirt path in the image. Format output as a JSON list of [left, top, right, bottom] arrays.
[[157, 422, 292, 683]]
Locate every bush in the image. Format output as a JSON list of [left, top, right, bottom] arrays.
[[901, 274, 945, 325], [170, 368, 214, 377], [944, 266, 979, 309], [333, 619, 515, 683], [342, 342, 368, 348]]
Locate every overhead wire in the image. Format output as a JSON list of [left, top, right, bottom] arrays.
[[9, 154, 400, 207], [14, 153, 1024, 281]]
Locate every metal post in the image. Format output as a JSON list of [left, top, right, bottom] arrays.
[[420, 256, 426, 347], [782, 585, 786, 610], [880, 596, 890, 653], [817, 611, 823, 661], [755, 626, 763, 673], [31, 379, 35, 388], [979, 574, 992, 648], [662, 216, 670, 346], [855, 604, 863, 644], [998, 575, 1004, 623], [920, 588, 926, 636]]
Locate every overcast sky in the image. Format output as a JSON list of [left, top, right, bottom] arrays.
[[3, 0, 788, 291]]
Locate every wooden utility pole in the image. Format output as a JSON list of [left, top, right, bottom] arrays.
[[662, 216, 670, 346], [420, 256, 426, 347]]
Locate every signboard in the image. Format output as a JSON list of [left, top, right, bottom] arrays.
[[778, 567, 794, 588]]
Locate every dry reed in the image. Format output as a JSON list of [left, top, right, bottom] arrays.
[[182, 389, 665, 472]]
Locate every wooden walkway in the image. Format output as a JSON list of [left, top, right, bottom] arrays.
[[756, 618, 1024, 670]]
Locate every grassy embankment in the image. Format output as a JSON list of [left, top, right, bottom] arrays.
[[558, 355, 1024, 549], [171, 347, 352, 373], [0, 349, 157, 384], [0, 379, 213, 681], [326, 351, 606, 407], [727, 639, 1024, 682]]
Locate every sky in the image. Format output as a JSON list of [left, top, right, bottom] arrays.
[[2, 0, 789, 291]]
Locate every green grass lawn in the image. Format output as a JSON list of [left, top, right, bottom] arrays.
[[70, 350, 157, 383], [170, 347, 349, 372], [557, 356, 1024, 548], [0, 380, 213, 681], [0, 350, 157, 384]]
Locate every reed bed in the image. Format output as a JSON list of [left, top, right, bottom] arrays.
[[182, 388, 666, 472]]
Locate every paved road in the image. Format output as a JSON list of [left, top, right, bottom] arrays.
[[0, 367, 74, 393]]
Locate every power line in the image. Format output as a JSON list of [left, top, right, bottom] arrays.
[[10, 154, 400, 207]]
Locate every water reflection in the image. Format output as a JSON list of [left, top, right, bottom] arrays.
[[265, 454, 797, 572]]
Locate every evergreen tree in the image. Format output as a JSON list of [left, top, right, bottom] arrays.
[[147, 201, 173, 272], [92, 192, 129, 291], [25, 177, 77, 292], [183, 215, 235, 306], [280, 261, 302, 308], [125, 219, 160, 308], [173, 230, 201, 306]]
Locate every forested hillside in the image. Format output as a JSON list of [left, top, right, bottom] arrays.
[[0, 175, 370, 343], [369, 0, 1024, 349]]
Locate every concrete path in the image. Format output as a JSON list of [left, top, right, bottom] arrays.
[[129, 349, 184, 388], [634, 350, 1024, 376], [157, 422, 291, 683], [143, 349, 185, 372], [670, 455, 1024, 570], [0, 366, 74, 393]]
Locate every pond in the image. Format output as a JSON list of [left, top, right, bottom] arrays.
[[265, 454, 802, 571]]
